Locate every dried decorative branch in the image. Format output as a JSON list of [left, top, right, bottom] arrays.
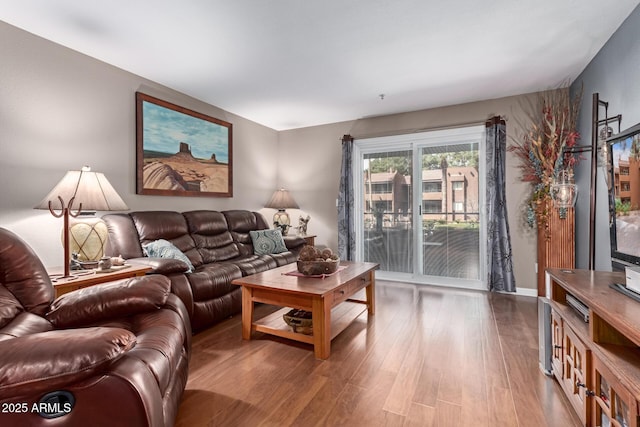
[[508, 86, 582, 228]]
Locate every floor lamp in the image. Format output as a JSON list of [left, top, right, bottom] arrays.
[[35, 166, 129, 278], [564, 93, 621, 270]]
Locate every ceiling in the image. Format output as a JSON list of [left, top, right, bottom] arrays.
[[1, 1, 639, 130]]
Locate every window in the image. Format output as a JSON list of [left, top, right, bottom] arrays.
[[423, 200, 441, 213], [423, 182, 442, 193], [367, 182, 393, 194], [354, 125, 486, 289]]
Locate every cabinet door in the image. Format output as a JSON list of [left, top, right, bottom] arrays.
[[563, 326, 591, 425], [592, 355, 638, 427], [551, 309, 564, 380]]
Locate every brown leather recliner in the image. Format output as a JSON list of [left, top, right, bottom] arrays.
[[0, 228, 191, 427]]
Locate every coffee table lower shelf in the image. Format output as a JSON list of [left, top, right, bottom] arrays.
[[253, 301, 368, 346]]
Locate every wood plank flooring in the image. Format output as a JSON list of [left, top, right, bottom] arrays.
[[175, 281, 581, 427]]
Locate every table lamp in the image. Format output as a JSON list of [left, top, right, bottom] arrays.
[[265, 188, 299, 235], [34, 166, 129, 277]]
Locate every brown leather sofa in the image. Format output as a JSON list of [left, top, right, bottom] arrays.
[[0, 228, 190, 427], [103, 210, 305, 331]]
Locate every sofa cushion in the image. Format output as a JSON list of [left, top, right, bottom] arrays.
[[0, 312, 54, 341], [223, 254, 278, 276], [131, 211, 203, 268], [223, 210, 266, 256], [189, 264, 242, 299], [103, 213, 145, 258], [0, 228, 55, 316], [143, 240, 195, 273], [250, 229, 287, 255], [183, 211, 240, 262], [0, 287, 22, 329], [267, 251, 299, 266]]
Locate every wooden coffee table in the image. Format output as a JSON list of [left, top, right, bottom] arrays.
[[231, 261, 378, 359]]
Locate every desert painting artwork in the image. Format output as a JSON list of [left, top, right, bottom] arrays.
[[136, 92, 233, 197]]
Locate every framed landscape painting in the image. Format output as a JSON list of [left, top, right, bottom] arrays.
[[136, 92, 233, 197]]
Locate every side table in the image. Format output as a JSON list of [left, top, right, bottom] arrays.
[[49, 264, 152, 298], [299, 234, 316, 246]]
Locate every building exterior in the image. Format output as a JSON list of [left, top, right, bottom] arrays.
[[613, 158, 640, 209], [363, 166, 480, 228]]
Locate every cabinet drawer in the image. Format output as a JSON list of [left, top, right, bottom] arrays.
[[331, 274, 369, 306]]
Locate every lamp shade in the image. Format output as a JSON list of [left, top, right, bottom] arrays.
[[35, 167, 128, 212], [35, 166, 128, 277], [265, 188, 299, 210]]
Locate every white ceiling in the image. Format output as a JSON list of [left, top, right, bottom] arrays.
[[1, 1, 639, 130]]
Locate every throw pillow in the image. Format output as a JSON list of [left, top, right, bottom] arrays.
[[250, 229, 287, 255], [143, 239, 194, 273]]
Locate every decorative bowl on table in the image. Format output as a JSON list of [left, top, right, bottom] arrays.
[[296, 245, 340, 275], [296, 259, 340, 276]]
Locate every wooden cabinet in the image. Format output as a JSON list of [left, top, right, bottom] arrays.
[[563, 325, 591, 425], [551, 308, 564, 379], [592, 354, 638, 427], [550, 306, 591, 424], [547, 269, 640, 427]]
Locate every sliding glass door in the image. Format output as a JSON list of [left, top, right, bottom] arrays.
[[354, 127, 486, 289], [361, 149, 414, 273]]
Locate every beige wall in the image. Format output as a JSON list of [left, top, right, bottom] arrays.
[[279, 95, 540, 291], [0, 20, 540, 291], [0, 21, 280, 267]]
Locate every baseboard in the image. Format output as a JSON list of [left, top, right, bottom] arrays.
[[515, 287, 538, 298], [375, 273, 538, 297]]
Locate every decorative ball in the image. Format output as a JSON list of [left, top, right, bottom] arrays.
[[321, 248, 333, 259]]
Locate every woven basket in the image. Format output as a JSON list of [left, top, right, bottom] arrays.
[[296, 259, 340, 276], [283, 309, 313, 334]]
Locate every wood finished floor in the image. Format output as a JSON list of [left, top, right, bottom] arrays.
[[175, 281, 581, 427]]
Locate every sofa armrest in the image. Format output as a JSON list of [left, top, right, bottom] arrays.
[[164, 293, 192, 350], [283, 235, 306, 250], [46, 275, 170, 328], [126, 257, 190, 274], [0, 327, 135, 399]]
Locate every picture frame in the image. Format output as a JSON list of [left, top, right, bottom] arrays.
[[135, 92, 233, 197]]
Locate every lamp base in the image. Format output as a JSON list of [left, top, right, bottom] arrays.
[[66, 217, 108, 261], [273, 209, 291, 235]]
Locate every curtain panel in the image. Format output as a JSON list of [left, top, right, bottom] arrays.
[[337, 135, 355, 260], [486, 117, 516, 292]]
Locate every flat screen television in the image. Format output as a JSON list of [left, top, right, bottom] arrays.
[[607, 122, 640, 270]]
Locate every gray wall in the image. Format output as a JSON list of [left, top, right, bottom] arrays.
[[0, 21, 280, 267], [571, 4, 640, 270]]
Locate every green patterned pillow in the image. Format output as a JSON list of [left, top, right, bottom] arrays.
[[250, 229, 287, 255]]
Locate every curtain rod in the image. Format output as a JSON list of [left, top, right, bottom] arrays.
[[343, 119, 492, 141]]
